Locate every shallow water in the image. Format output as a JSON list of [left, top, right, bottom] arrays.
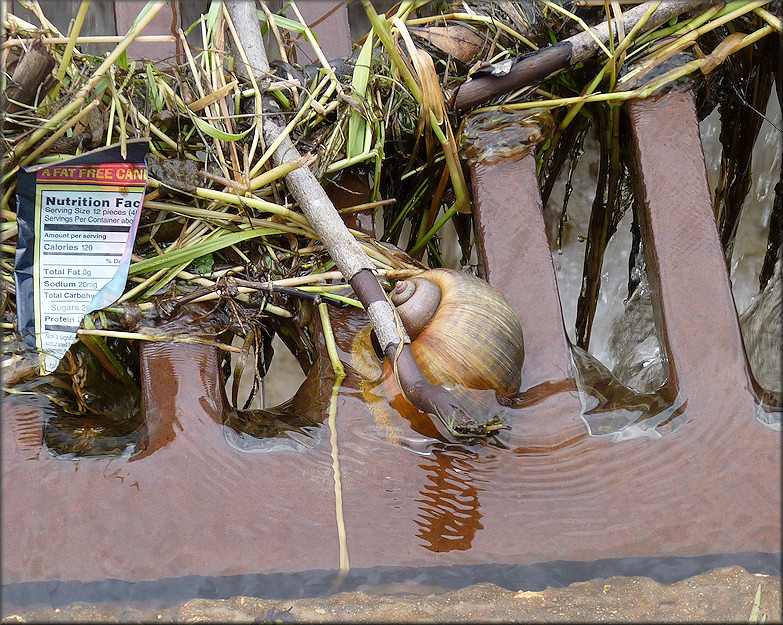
[[3, 289, 780, 615], [5, 144, 781, 622], [3, 6, 782, 618]]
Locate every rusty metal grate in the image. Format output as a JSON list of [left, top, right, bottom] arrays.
[[2, 0, 780, 602]]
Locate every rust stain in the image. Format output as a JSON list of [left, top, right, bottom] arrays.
[[470, 155, 576, 392], [2, 87, 779, 588], [113, 0, 181, 63]]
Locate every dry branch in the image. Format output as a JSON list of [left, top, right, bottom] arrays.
[[224, 0, 476, 437], [452, 0, 708, 111], [2, 39, 55, 117]]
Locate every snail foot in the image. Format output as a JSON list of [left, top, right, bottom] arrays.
[[439, 408, 508, 440]]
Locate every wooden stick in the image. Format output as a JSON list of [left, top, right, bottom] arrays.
[[225, 0, 476, 438], [452, 0, 708, 112], [2, 35, 178, 50], [2, 39, 55, 116]]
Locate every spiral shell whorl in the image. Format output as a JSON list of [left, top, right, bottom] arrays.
[[397, 269, 524, 398], [391, 276, 442, 339]]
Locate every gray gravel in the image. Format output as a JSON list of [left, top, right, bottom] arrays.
[[3, 566, 780, 623]]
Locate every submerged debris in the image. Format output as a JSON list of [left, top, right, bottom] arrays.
[[1, 0, 780, 439]]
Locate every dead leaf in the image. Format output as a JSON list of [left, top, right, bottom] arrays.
[[408, 24, 487, 64], [700, 31, 748, 75]]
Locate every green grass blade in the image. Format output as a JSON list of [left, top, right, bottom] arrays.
[[129, 228, 276, 276], [192, 115, 255, 141], [749, 583, 763, 623], [347, 33, 374, 159], [258, 10, 307, 34]]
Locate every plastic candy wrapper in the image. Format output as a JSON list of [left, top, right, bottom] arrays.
[[14, 140, 149, 373]]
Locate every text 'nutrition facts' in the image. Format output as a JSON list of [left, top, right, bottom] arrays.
[[34, 163, 146, 371]]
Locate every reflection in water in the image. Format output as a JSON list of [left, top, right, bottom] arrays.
[[570, 345, 688, 441], [345, 317, 511, 552], [45, 410, 144, 458], [6, 343, 145, 459], [222, 332, 337, 452], [8, 402, 46, 460], [224, 403, 327, 453], [415, 449, 492, 552]]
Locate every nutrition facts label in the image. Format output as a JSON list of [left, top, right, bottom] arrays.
[[25, 161, 147, 371]]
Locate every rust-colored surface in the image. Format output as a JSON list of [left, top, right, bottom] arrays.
[[336, 88, 780, 566], [2, 341, 339, 584], [2, 87, 779, 592], [114, 0, 181, 63], [626, 88, 755, 400], [287, 1, 352, 63], [470, 155, 576, 392]]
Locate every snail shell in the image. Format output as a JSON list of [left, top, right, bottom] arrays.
[[390, 276, 441, 338], [390, 269, 524, 398]]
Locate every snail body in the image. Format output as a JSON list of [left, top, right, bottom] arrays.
[[352, 268, 525, 442], [390, 268, 525, 400]]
